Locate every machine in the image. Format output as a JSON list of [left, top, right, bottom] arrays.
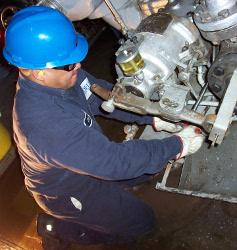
[[90, 0, 237, 203], [91, 0, 237, 146]]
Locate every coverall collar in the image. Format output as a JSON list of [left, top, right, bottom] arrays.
[[18, 73, 76, 98]]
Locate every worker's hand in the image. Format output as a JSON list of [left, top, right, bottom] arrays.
[[153, 117, 183, 133], [175, 126, 205, 159]]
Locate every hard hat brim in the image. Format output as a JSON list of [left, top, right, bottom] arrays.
[[3, 33, 89, 69], [60, 33, 89, 66]]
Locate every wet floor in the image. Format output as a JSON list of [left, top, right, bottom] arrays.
[[0, 27, 237, 250]]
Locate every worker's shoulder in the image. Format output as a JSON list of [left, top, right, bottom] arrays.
[[15, 86, 55, 117]]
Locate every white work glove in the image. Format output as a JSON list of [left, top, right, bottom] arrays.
[[175, 126, 205, 159], [153, 117, 183, 133]]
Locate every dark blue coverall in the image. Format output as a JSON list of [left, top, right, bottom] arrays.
[[13, 69, 182, 244]]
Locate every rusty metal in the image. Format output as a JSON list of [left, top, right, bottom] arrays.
[[91, 83, 216, 132], [124, 124, 139, 141], [103, 0, 129, 35], [91, 83, 112, 101]]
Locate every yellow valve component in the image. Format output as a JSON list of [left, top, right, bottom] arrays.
[[119, 52, 145, 76], [0, 122, 11, 161], [116, 47, 145, 76]]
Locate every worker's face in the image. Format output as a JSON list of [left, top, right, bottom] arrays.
[[33, 63, 81, 89]]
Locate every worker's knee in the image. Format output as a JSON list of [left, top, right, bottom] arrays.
[[115, 205, 157, 243]]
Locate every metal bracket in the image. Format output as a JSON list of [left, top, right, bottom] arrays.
[[209, 69, 237, 145], [156, 162, 237, 204]]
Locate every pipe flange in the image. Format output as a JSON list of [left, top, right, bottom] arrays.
[[194, 0, 237, 32]]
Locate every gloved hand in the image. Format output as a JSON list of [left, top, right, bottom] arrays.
[[153, 117, 183, 133], [175, 126, 205, 159]]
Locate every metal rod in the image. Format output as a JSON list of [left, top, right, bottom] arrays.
[[103, 0, 128, 36], [183, 80, 199, 99], [212, 45, 216, 62], [160, 163, 172, 188], [156, 185, 237, 204], [192, 82, 209, 111], [187, 100, 219, 107], [197, 66, 205, 87]]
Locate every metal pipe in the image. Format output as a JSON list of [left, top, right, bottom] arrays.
[[187, 100, 219, 107], [212, 45, 217, 62]]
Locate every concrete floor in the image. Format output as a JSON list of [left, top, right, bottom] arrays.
[[0, 27, 237, 250]]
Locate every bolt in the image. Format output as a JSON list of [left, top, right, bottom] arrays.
[[131, 36, 138, 44], [212, 84, 222, 93], [182, 45, 189, 52], [123, 50, 128, 56], [134, 78, 141, 86], [154, 74, 161, 81], [201, 16, 211, 23], [178, 72, 189, 82], [230, 37, 237, 43], [118, 38, 125, 45], [218, 9, 230, 18], [213, 67, 224, 76], [162, 98, 179, 108]]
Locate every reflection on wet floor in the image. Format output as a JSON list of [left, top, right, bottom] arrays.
[[0, 28, 237, 250]]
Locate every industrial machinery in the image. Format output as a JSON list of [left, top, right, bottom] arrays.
[[93, 0, 237, 147], [90, 0, 237, 203], [89, 0, 237, 203]]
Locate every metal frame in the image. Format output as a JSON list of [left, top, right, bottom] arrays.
[[208, 69, 237, 145], [156, 162, 237, 204]]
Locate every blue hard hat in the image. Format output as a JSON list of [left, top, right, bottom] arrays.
[[3, 6, 88, 69]]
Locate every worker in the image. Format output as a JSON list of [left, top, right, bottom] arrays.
[[3, 6, 204, 248]]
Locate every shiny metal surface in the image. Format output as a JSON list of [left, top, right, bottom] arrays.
[[116, 13, 203, 100], [37, 0, 66, 14], [205, 0, 235, 16], [194, 0, 237, 31], [208, 69, 237, 145]]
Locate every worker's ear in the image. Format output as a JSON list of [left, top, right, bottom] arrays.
[[19, 68, 31, 77], [32, 70, 45, 81]]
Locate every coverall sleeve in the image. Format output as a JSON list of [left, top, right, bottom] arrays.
[[84, 71, 153, 125], [32, 111, 182, 181]]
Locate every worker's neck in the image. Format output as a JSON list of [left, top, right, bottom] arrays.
[[19, 69, 45, 86]]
